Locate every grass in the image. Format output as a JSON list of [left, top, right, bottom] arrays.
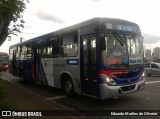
[[0, 83, 6, 101], [0, 74, 17, 110]]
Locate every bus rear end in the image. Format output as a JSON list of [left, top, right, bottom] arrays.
[[0, 52, 9, 71]]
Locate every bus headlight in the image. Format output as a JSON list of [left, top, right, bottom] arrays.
[[139, 72, 145, 81], [100, 74, 117, 86]]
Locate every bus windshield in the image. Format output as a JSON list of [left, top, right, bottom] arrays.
[[0, 56, 8, 64], [102, 33, 143, 69]]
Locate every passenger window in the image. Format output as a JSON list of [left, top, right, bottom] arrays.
[[61, 31, 78, 57], [46, 38, 53, 55], [82, 37, 88, 78], [20, 46, 27, 60], [83, 38, 88, 64], [26, 46, 32, 59], [151, 64, 159, 68], [49, 36, 60, 57], [42, 47, 47, 55], [47, 47, 52, 55], [9, 48, 13, 61], [91, 37, 96, 64], [145, 63, 150, 68], [16, 52, 20, 59]]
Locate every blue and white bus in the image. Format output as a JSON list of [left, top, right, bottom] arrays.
[[9, 17, 145, 99]]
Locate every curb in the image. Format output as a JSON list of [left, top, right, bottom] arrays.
[[0, 73, 83, 119]]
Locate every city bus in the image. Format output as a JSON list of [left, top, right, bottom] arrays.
[[9, 17, 145, 99], [0, 52, 9, 71]]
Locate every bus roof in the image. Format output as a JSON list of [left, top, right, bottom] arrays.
[[0, 52, 8, 56], [9, 17, 140, 48]]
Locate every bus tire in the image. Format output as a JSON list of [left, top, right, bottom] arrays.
[[62, 77, 75, 97]]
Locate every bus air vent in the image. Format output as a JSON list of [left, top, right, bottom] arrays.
[[121, 85, 135, 92]]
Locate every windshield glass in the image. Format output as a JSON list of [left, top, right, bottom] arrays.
[[0, 56, 8, 64], [102, 33, 143, 69]]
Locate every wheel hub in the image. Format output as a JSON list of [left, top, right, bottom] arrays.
[[65, 81, 72, 92]]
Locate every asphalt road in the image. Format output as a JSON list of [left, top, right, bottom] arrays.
[[1, 72, 160, 118]]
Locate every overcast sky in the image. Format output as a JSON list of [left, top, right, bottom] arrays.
[[1, 0, 160, 52]]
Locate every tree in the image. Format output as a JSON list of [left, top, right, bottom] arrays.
[[0, 0, 29, 46]]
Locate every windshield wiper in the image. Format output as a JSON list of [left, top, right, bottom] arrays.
[[131, 34, 136, 39], [113, 32, 125, 46]]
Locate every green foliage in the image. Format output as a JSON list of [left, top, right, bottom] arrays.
[[0, 0, 29, 44], [0, 84, 6, 101], [0, 102, 17, 110], [0, 80, 17, 110]]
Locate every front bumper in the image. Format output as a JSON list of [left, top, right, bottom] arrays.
[[100, 79, 145, 100]]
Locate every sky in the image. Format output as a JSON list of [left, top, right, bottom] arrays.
[[0, 0, 160, 53]]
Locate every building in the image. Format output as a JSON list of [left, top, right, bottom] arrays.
[[145, 49, 152, 60], [153, 47, 160, 59]]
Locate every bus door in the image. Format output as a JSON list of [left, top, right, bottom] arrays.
[[81, 35, 99, 98], [12, 50, 17, 75]]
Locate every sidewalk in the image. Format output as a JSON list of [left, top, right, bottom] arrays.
[[0, 71, 81, 119]]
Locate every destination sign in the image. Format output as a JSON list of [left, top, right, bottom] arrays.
[[106, 22, 133, 32], [104, 19, 141, 33]]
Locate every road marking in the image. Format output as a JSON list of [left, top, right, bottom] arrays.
[[45, 95, 66, 100], [146, 81, 160, 84]]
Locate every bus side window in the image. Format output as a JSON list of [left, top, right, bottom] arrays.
[[12, 47, 17, 60], [47, 47, 52, 55], [46, 36, 60, 57], [16, 47, 21, 60], [61, 31, 78, 57], [42, 47, 46, 55], [52, 36, 60, 57], [9, 48, 13, 61], [26, 46, 32, 59], [20, 46, 27, 60], [37, 48, 41, 55], [82, 38, 88, 77], [91, 37, 96, 64]]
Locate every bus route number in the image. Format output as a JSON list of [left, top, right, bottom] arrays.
[[106, 22, 133, 31]]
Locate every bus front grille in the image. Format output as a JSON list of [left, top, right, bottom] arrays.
[[121, 85, 136, 92]]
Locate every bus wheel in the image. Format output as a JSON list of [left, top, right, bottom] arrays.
[[63, 78, 74, 97]]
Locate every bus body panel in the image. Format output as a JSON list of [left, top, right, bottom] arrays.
[[34, 58, 48, 85], [8, 17, 145, 99], [100, 78, 145, 100], [18, 60, 35, 82], [98, 64, 145, 85], [41, 58, 54, 87], [52, 58, 81, 94]]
